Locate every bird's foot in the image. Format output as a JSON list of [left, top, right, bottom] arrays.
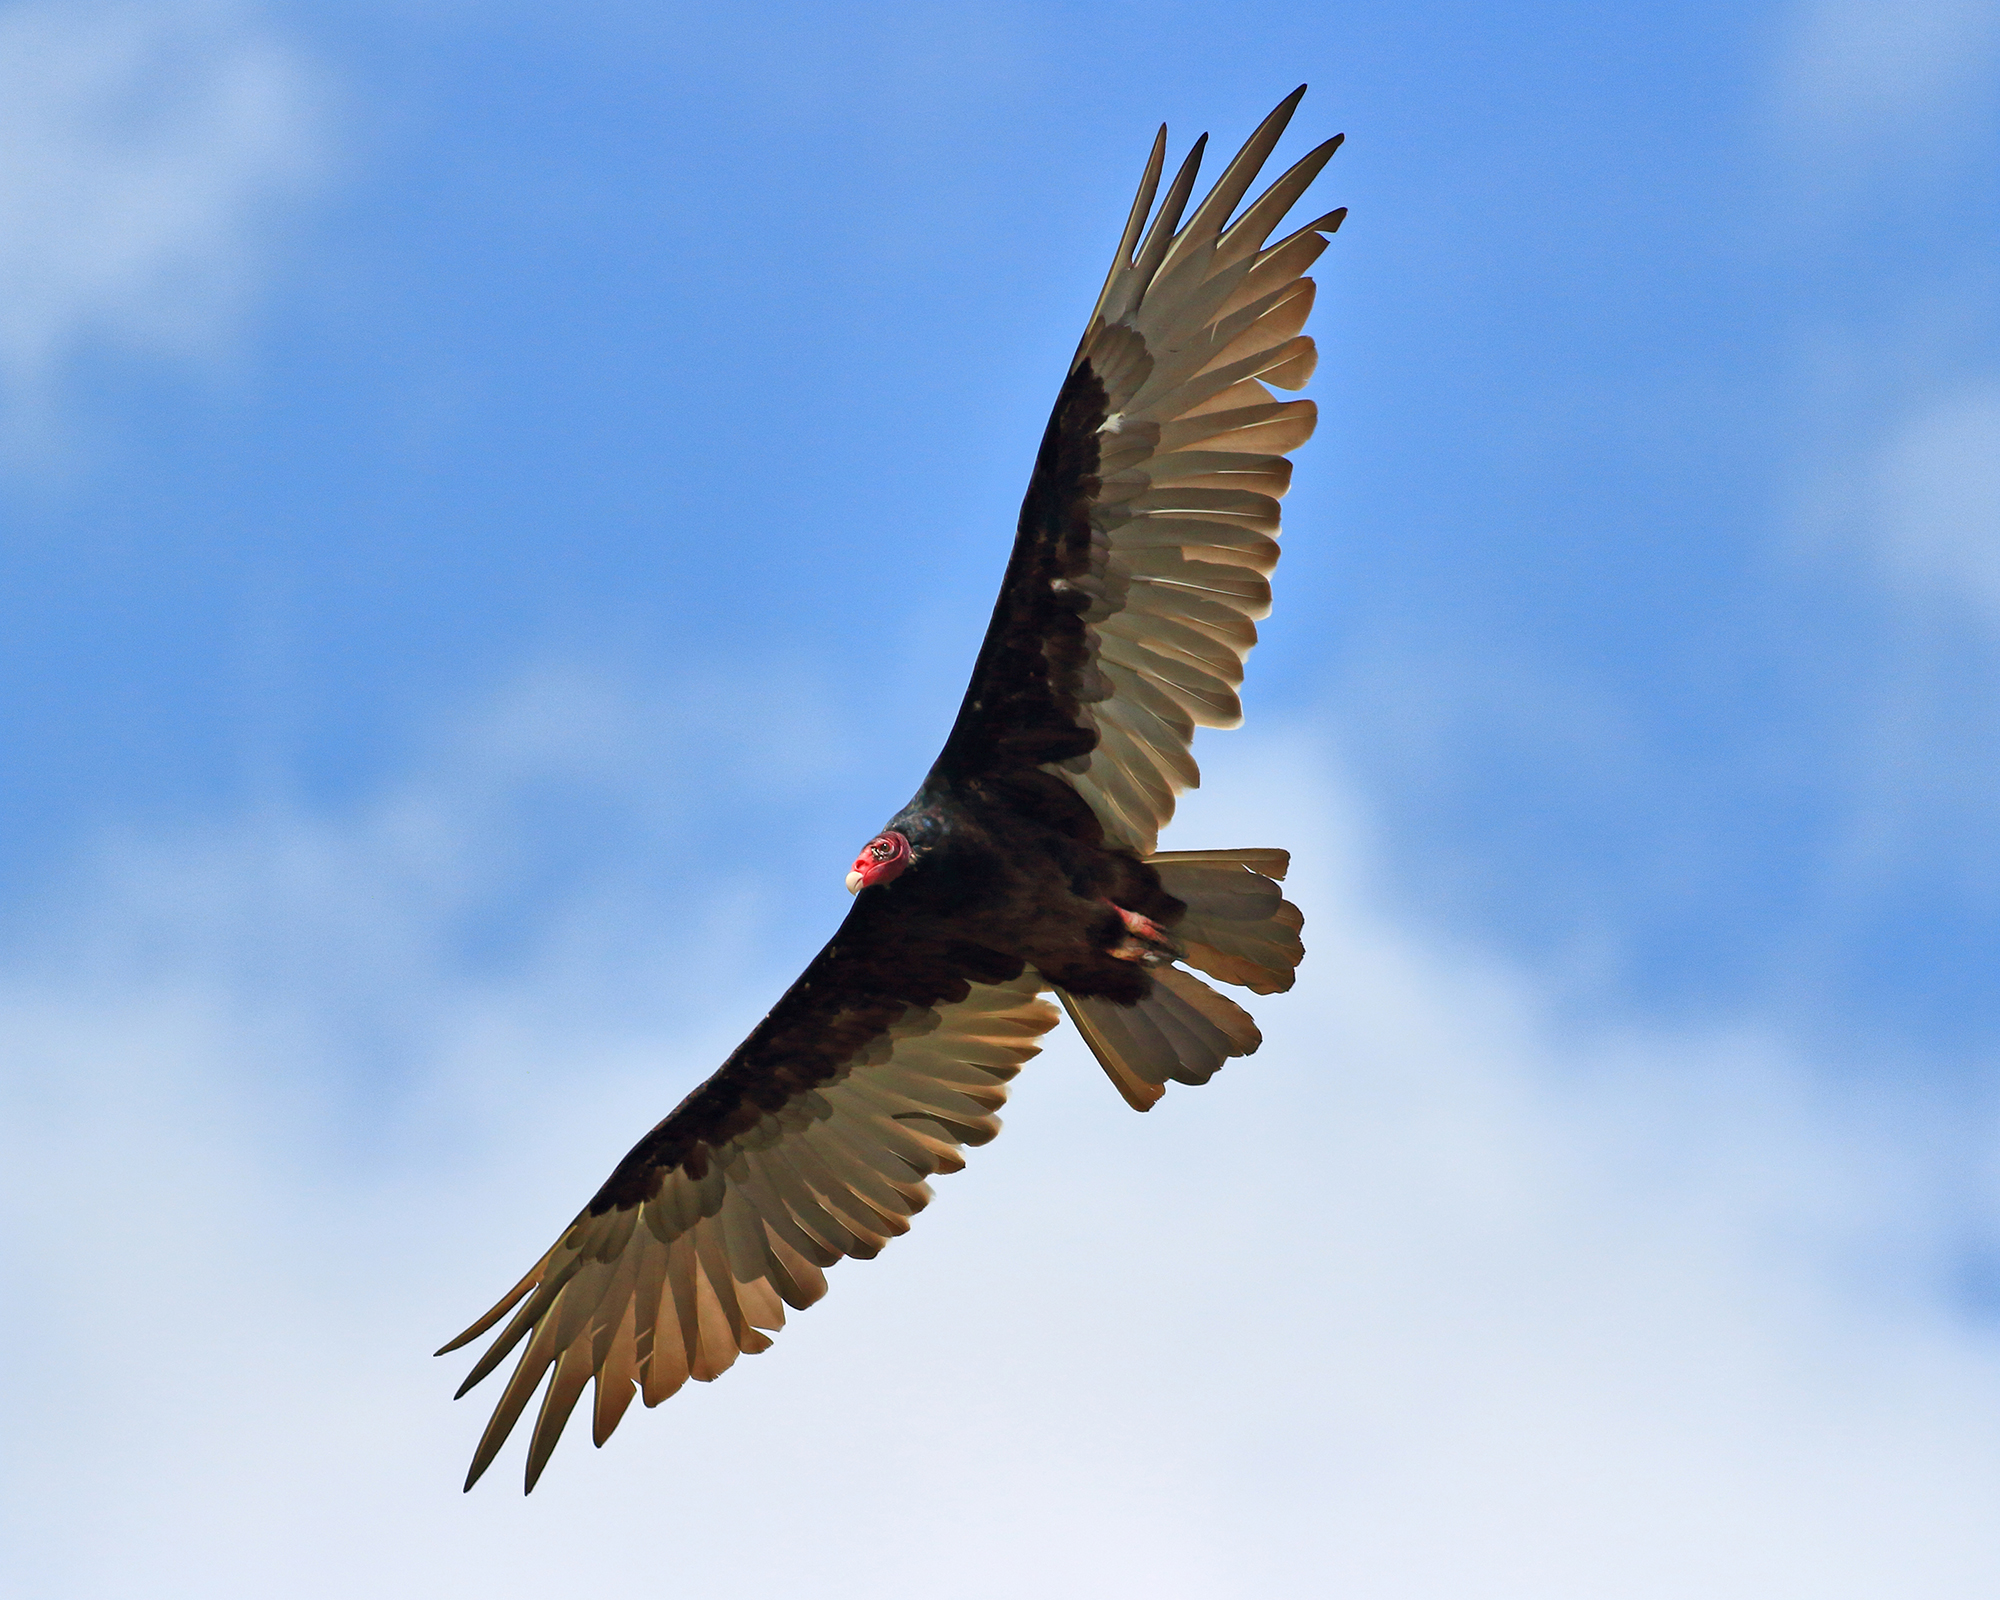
[[1109, 906, 1178, 967]]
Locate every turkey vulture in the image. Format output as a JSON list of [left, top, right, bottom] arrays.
[[441, 87, 1343, 1492]]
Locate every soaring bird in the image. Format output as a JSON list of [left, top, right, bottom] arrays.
[[441, 88, 1343, 1492]]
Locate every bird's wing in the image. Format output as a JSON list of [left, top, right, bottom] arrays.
[[440, 898, 1058, 1493], [935, 87, 1343, 854]]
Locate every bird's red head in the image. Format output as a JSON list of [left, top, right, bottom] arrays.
[[846, 830, 911, 894]]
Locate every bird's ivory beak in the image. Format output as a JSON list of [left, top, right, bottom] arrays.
[[845, 870, 865, 894]]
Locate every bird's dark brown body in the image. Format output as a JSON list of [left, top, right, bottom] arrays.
[[884, 767, 1188, 1001], [589, 768, 1179, 1215]]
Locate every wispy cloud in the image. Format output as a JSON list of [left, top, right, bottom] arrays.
[[1872, 385, 2000, 617], [0, 0, 327, 458], [3, 683, 1993, 1595], [1773, 0, 2000, 160], [1767, 3, 2000, 927], [1770, 1, 2000, 612]]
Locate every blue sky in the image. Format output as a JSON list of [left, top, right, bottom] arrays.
[[2, 2, 1997, 1594]]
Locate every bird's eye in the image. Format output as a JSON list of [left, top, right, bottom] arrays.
[[870, 840, 895, 860]]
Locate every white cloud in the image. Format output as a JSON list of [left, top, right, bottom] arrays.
[[0, 0, 326, 454], [2, 681, 1995, 1596]]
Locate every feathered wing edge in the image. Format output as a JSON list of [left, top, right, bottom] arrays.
[[439, 975, 1059, 1492], [1051, 88, 1345, 857]]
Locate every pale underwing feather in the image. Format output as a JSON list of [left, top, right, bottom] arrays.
[[590, 1300, 640, 1447], [1098, 694, 1201, 789], [523, 1336, 595, 1491], [1148, 847, 1291, 877], [1089, 717, 1179, 824], [1157, 398, 1316, 456], [1099, 609, 1247, 681], [1124, 585, 1259, 650], [1180, 375, 1281, 418], [1141, 452, 1293, 496], [1217, 227, 1333, 322], [1212, 139, 1345, 270]]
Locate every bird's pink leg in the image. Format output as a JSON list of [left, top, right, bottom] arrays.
[[1108, 905, 1178, 966]]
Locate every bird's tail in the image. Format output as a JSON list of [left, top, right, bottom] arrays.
[[1055, 848, 1304, 1111]]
